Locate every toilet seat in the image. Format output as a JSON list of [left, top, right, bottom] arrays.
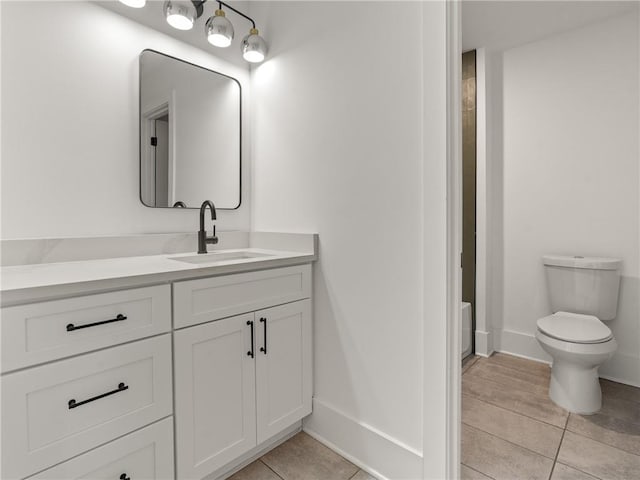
[[537, 312, 612, 344]]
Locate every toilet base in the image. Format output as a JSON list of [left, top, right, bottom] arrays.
[[536, 330, 617, 415], [549, 361, 602, 414]]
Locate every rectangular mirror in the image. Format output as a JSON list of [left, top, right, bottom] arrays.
[[139, 49, 241, 209]]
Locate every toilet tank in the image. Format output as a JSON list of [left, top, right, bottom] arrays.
[[543, 255, 622, 320]]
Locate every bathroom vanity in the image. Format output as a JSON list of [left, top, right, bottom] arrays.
[[0, 233, 316, 480]]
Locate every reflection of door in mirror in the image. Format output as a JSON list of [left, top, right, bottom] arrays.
[[154, 115, 169, 207], [141, 101, 174, 207]]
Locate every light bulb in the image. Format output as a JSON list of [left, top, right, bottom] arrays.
[[119, 0, 146, 7], [164, 1, 197, 31], [241, 28, 267, 63], [206, 9, 234, 48]]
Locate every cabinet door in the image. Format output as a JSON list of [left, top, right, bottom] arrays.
[[255, 300, 312, 444], [174, 313, 257, 479]]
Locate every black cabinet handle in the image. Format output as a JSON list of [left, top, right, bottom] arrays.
[[259, 317, 267, 355], [120, 475, 130, 480], [68, 382, 128, 409], [67, 314, 127, 332], [247, 320, 254, 358]]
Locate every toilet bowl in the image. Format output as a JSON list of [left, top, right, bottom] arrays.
[[536, 312, 617, 414], [536, 255, 621, 414]]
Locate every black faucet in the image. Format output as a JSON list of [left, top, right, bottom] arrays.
[[198, 200, 219, 254]]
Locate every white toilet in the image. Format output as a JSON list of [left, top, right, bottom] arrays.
[[535, 255, 621, 414]]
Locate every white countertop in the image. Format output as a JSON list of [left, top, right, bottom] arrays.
[[0, 246, 316, 307]]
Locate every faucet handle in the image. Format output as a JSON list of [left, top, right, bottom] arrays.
[[209, 224, 219, 245]]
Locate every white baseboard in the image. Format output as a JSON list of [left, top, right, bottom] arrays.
[[474, 329, 493, 357], [600, 351, 640, 388], [494, 328, 640, 387], [493, 328, 551, 364], [302, 398, 422, 480]]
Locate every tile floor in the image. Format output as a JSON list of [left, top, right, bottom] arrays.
[[231, 353, 639, 480], [461, 353, 640, 480], [229, 432, 375, 480]]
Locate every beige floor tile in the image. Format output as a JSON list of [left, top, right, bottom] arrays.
[[349, 470, 376, 480], [461, 464, 494, 479], [261, 432, 358, 480], [558, 431, 640, 480], [462, 374, 568, 428], [601, 379, 640, 404], [461, 424, 554, 480], [485, 353, 551, 379], [462, 394, 563, 458], [600, 395, 640, 425], [463, 355, 480, 375], [550, 463, 599, 480], [470, 361, 549, 397], [567, 412, 640, 457], [229, 461, 282, 480]]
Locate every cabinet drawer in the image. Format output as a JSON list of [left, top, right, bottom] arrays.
[[1, 285, 171, 373], [28, 417, 174, 480], [174, 265, 311, 328], [1, 335, 173, 480]]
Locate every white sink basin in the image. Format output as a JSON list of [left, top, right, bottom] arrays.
[[169, 251, 273, 265]]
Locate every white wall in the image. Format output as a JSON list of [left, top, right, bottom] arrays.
[[492, 12, 640, 386], [249, 2, 449, 478], [1, 1, 250, 239]]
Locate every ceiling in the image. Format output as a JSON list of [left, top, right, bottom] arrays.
[[462, 0, 638, 52], [96, 1, 638, 63], [96, 0, 251, 68]]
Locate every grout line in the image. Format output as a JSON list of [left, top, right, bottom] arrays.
[[562, 427, 640, 459], [462, 357, 480, 376], [548, 413, 570, 480], [466, 373, 548, 400], [461, 393, 565, 431], [482, 354, 551, 375], [461, 389, 568, 429], [553, 458, 605, 480], [347, 469, 362, 480], [259, 459, 286, 480], [462, 423, 557, 460], [467, 363, 550, 393], [552, 461, 603, 480], [461, 462, 496, 480]]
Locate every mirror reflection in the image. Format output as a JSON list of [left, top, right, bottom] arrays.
[[139, 49, 241, 209]]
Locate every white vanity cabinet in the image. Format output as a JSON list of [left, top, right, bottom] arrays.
[[173, 266, 312, 480], [0, 285, 174, 480], [1, 260, 314, 480]]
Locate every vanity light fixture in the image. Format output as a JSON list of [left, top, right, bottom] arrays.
[[241, 28, 267, 63], [163, 0, 204, 31], [119, 0, 146, 8], [206, 1, 267, 63], [206, 7, 234, 47], [129, 0, 267, 62]]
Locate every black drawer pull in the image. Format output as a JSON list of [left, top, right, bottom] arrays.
[[120, 474, 130, 480], [67, 314, 127, 332], [68, 382, 128, 409], [259, 317, 267, 355], [247, 320, 255, 358]]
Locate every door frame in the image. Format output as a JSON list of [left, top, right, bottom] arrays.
[[446, 1, 462, 478], [421, 1, 462, 478], [140, 94, 176, 207]]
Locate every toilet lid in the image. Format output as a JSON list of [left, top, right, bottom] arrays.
[[537, 312, 613, 344]]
